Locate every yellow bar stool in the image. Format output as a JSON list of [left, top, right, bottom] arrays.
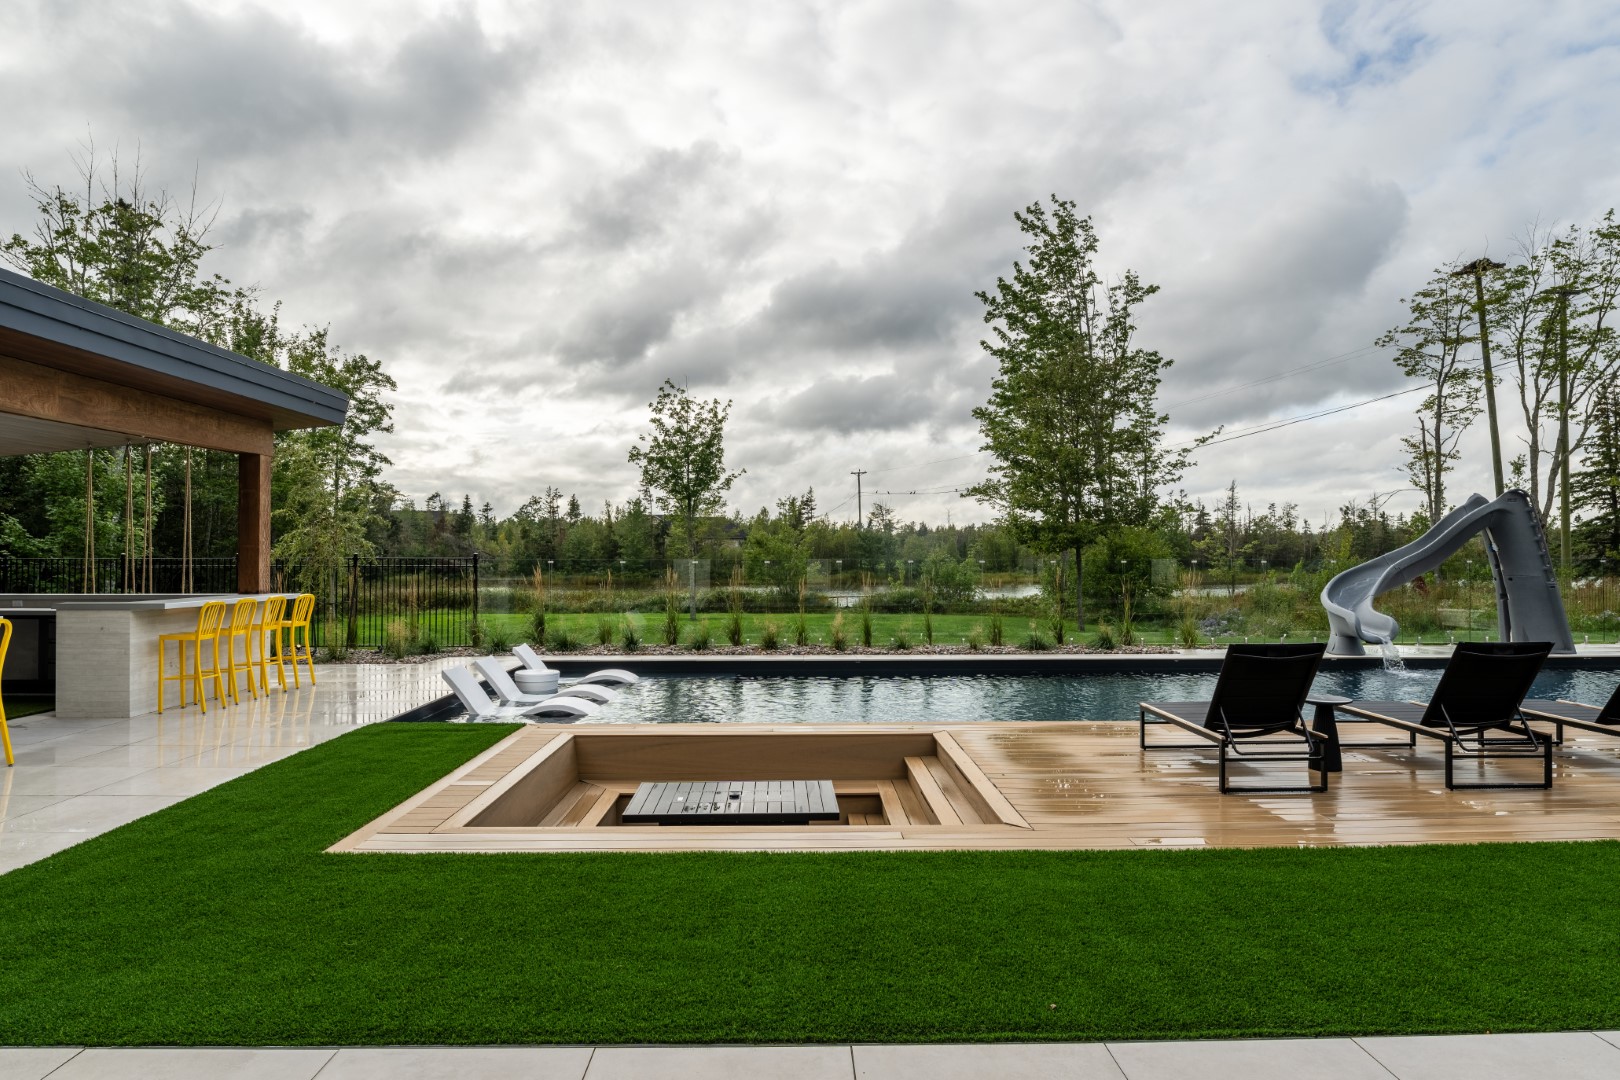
[[158, 600, 227, 714], [285, 593, 318, 688], [251, 594, 290, 694], [221, 596, 261, 705], [0, 616, 14, 766]]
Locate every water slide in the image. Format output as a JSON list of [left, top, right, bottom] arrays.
[[1321, 489, 1575, 656]]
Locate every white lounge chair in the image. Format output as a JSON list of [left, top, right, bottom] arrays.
[[471, 657, 620, 708], [513, 642, 639, 686], [441, 666, 600, 721]]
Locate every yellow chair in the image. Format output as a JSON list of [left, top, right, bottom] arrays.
[[285, 593, 318, 688], [251, 594, 289, 694], [0, 616, 14, 766], [221, 596, 260, 705], [158, 600, 227, 714]]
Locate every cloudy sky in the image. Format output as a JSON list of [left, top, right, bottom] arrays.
[[4, 1, 1618, 529]]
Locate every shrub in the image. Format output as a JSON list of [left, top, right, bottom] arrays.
[[416, 631, 440, 655], [793, 612, 809, 647], [829, 613, 849, 652], [487, 625, 513, 654], [1119, 620, 1136, 647], [860, 609, 873, 648], [465, 619, 486, 650], [1092, 623, 1117, 651], [1021, 624, 1052, 651], [528, 608, 547, 645], [1048, 613, 1065, 646], [725, 610, 744, 647], [620, 619, 642, 652], [319, 617, 349, 663], [922, 611, 934, 645], [546, 626, 579, 653], [759, 621, 781, 651], [685, 620, 712, 651], [596, 617, 615, 646], [381, 619, 410, 660], [663, 569, 682, 645], [966, 624, 985, 650], [892, 626, 912, 650], [1178, 615, 1201, 649], [989, 613, 1004, 647]]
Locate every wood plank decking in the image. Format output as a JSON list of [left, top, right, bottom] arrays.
[[332, 721, 1620, 855]]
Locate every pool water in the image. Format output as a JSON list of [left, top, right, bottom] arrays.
[[591, 668, 1620, 725]]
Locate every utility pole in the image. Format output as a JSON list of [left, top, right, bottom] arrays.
[[850, 469, 867, 529], [1452, 258, 1506, 495], [1549, 283, 1582, 575]]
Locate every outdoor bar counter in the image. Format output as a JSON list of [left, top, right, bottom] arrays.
[[33, 593, 298, 719]]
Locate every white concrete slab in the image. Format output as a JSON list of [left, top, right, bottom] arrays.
[[584, 1045, 854, 1080], [0, 795, 183, 833], [1357, 1032, 1620, 1079], [0, 1046, 82, 1079], [855, 1042, 1125, 1078], [317, 1046, 594, 1079], [48, 1046, 335, 1079], [1105, 1037, 1392, 1080]]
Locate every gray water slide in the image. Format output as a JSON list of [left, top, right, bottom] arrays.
[[1321, 489, 1574, 656]]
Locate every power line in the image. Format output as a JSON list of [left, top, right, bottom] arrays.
[[868, 451, 987, 475], [1162, 344, 1381, 411], [1181, 385, 1425, 449]]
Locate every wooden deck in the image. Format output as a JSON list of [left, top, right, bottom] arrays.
[[332, 720, 1620, 854]]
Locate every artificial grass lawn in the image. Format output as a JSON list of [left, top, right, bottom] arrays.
[[3, 723, 1618, 1046], [2, 695, 54, 719]]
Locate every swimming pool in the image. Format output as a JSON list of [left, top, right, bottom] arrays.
[[575, 667, 1620, 725]]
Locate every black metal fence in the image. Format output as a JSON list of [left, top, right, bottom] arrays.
[[0, 556, 239, 594], [0, 554, 481, 648]]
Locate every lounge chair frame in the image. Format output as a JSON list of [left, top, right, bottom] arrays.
[[1140, 701, 1329, 794], [1520, 686, 1620, 744], [1336, 642, 1555, 790], [1336, 701, 1551, 789], [1138, 643, 1330, 794]]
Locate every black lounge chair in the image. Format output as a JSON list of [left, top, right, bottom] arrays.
[[1521, 682, 1620, 742], [1336, 641, 1554, 790], [1138, 642, 1330, 794]]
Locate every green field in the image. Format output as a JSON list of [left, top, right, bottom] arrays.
[[3, 722, 1618, 1045]]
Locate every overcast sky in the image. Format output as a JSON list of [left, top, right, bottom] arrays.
[[4, 1, 1618, 529]]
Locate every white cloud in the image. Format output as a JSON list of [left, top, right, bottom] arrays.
[[2, 0, 1618, 526]]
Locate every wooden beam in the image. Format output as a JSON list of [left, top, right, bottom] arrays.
[[237, 452, 272, 593], [0, 351, 274, 455]]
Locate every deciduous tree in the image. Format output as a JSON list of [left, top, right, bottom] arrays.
[[1378, 264, 1481, 523], [627, 379, 744, 557], [967, 196, 1191, 627]]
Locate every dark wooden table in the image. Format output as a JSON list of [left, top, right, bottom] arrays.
[[621, 780, 840, 826]]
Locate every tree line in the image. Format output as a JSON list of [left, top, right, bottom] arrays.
[[2, 156, 1616, 616]]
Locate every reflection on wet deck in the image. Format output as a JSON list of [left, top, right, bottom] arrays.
[[953, 721, 1620, 849]]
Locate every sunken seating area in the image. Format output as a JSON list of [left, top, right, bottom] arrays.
[[334, 718, 1620, 855]]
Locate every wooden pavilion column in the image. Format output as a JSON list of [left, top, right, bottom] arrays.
[[237, 451, 272, 593]]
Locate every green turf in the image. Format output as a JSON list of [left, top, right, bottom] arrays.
[[2, 722, 1618, 1045], [2, 695, 54, 719]]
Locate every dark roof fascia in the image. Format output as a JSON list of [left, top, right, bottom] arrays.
[[0, 267, 348, 428]]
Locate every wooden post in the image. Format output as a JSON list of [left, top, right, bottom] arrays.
[[237, 451, 272, 593]]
